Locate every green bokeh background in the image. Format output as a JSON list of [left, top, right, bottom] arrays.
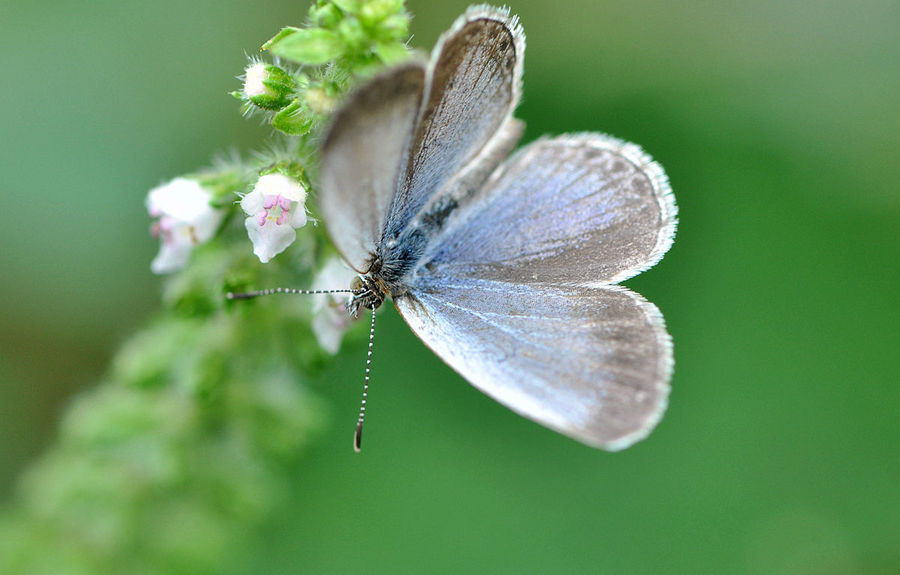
[[1, 0, 897, 573]]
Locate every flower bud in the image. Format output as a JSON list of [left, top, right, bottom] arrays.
[[271, 100, 314, 135], [304, 86, 337, 115], [242, 62, 296, 111], [359, 0, 405, 28], [337, 18, 367, 52], [309, 3, 342, 28]]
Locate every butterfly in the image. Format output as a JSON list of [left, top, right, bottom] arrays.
[[317, 5, 677, 452]]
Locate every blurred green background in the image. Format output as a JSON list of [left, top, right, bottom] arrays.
[[1, 0, 897, 573]]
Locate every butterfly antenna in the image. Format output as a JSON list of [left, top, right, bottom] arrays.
[[226, 287, 356, 300], [354, 307, 377, 452]]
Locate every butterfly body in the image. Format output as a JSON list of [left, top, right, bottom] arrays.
[[321, 5, 677, 450]]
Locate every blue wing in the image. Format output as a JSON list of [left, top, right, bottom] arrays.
[[413, 133, 676, 286], [394, 134, 676, 449], [395, 280, 672, 450], [319, 63, 425, 272], [381, 6, 525, 244]]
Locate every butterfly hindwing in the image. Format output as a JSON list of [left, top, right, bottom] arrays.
[[395, 280, 671, 450]]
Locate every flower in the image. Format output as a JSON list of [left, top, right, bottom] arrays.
[[146, 178, 224, 274], [241, 173, 309, 263], [311, 258, 360, 354]]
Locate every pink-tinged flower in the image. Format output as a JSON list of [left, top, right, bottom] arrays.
[[311, 258, 360, 354], [146, 178, 224, 274], [241, 173, 309, 263]]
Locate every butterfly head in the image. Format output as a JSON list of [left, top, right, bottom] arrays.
[[348, 273, 387, 318]]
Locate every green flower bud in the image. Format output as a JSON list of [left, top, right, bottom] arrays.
[[242, 62, 296, 111], [378, 13, 410, 40], [374, 40, 409, 64], [337, 18, 367, 52], [331, 0, 361, 15], [309, 3, 342, 28], [305, 86, 337, 115], [271, 100, 314, 135], [359, 0, 405, 27]]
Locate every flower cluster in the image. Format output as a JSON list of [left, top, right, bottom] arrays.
[[230, 0, 411, 135]]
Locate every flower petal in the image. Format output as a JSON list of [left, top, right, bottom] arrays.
[[151, 238, 193, 274], [191, 208, 225, 243], [244, 216, 297, 263], [254, 173, 307, 203], [310, 258, 359, 353], [312, 312, 345, 354], [146, 178, 213, 222], [243, 62, 269, 97], [290, 207, 308, 229], [240, 189, 264, 216]]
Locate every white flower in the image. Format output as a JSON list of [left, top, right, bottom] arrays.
[[311, 258, 360, 354], [241, 173, 309, 263], [146, 178, 223, 274]]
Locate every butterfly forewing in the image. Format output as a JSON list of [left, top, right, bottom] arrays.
[[319, 62, 426, 272], [382, 6, 525, 243], [416, 134, 677, 287]]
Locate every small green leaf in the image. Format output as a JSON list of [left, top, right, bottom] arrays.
[[261, 26, 302, 51], [267, 28, 345, 65]]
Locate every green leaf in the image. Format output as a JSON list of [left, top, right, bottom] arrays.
[[267, 28, 346, 65], [261, 26, 302, 51]]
